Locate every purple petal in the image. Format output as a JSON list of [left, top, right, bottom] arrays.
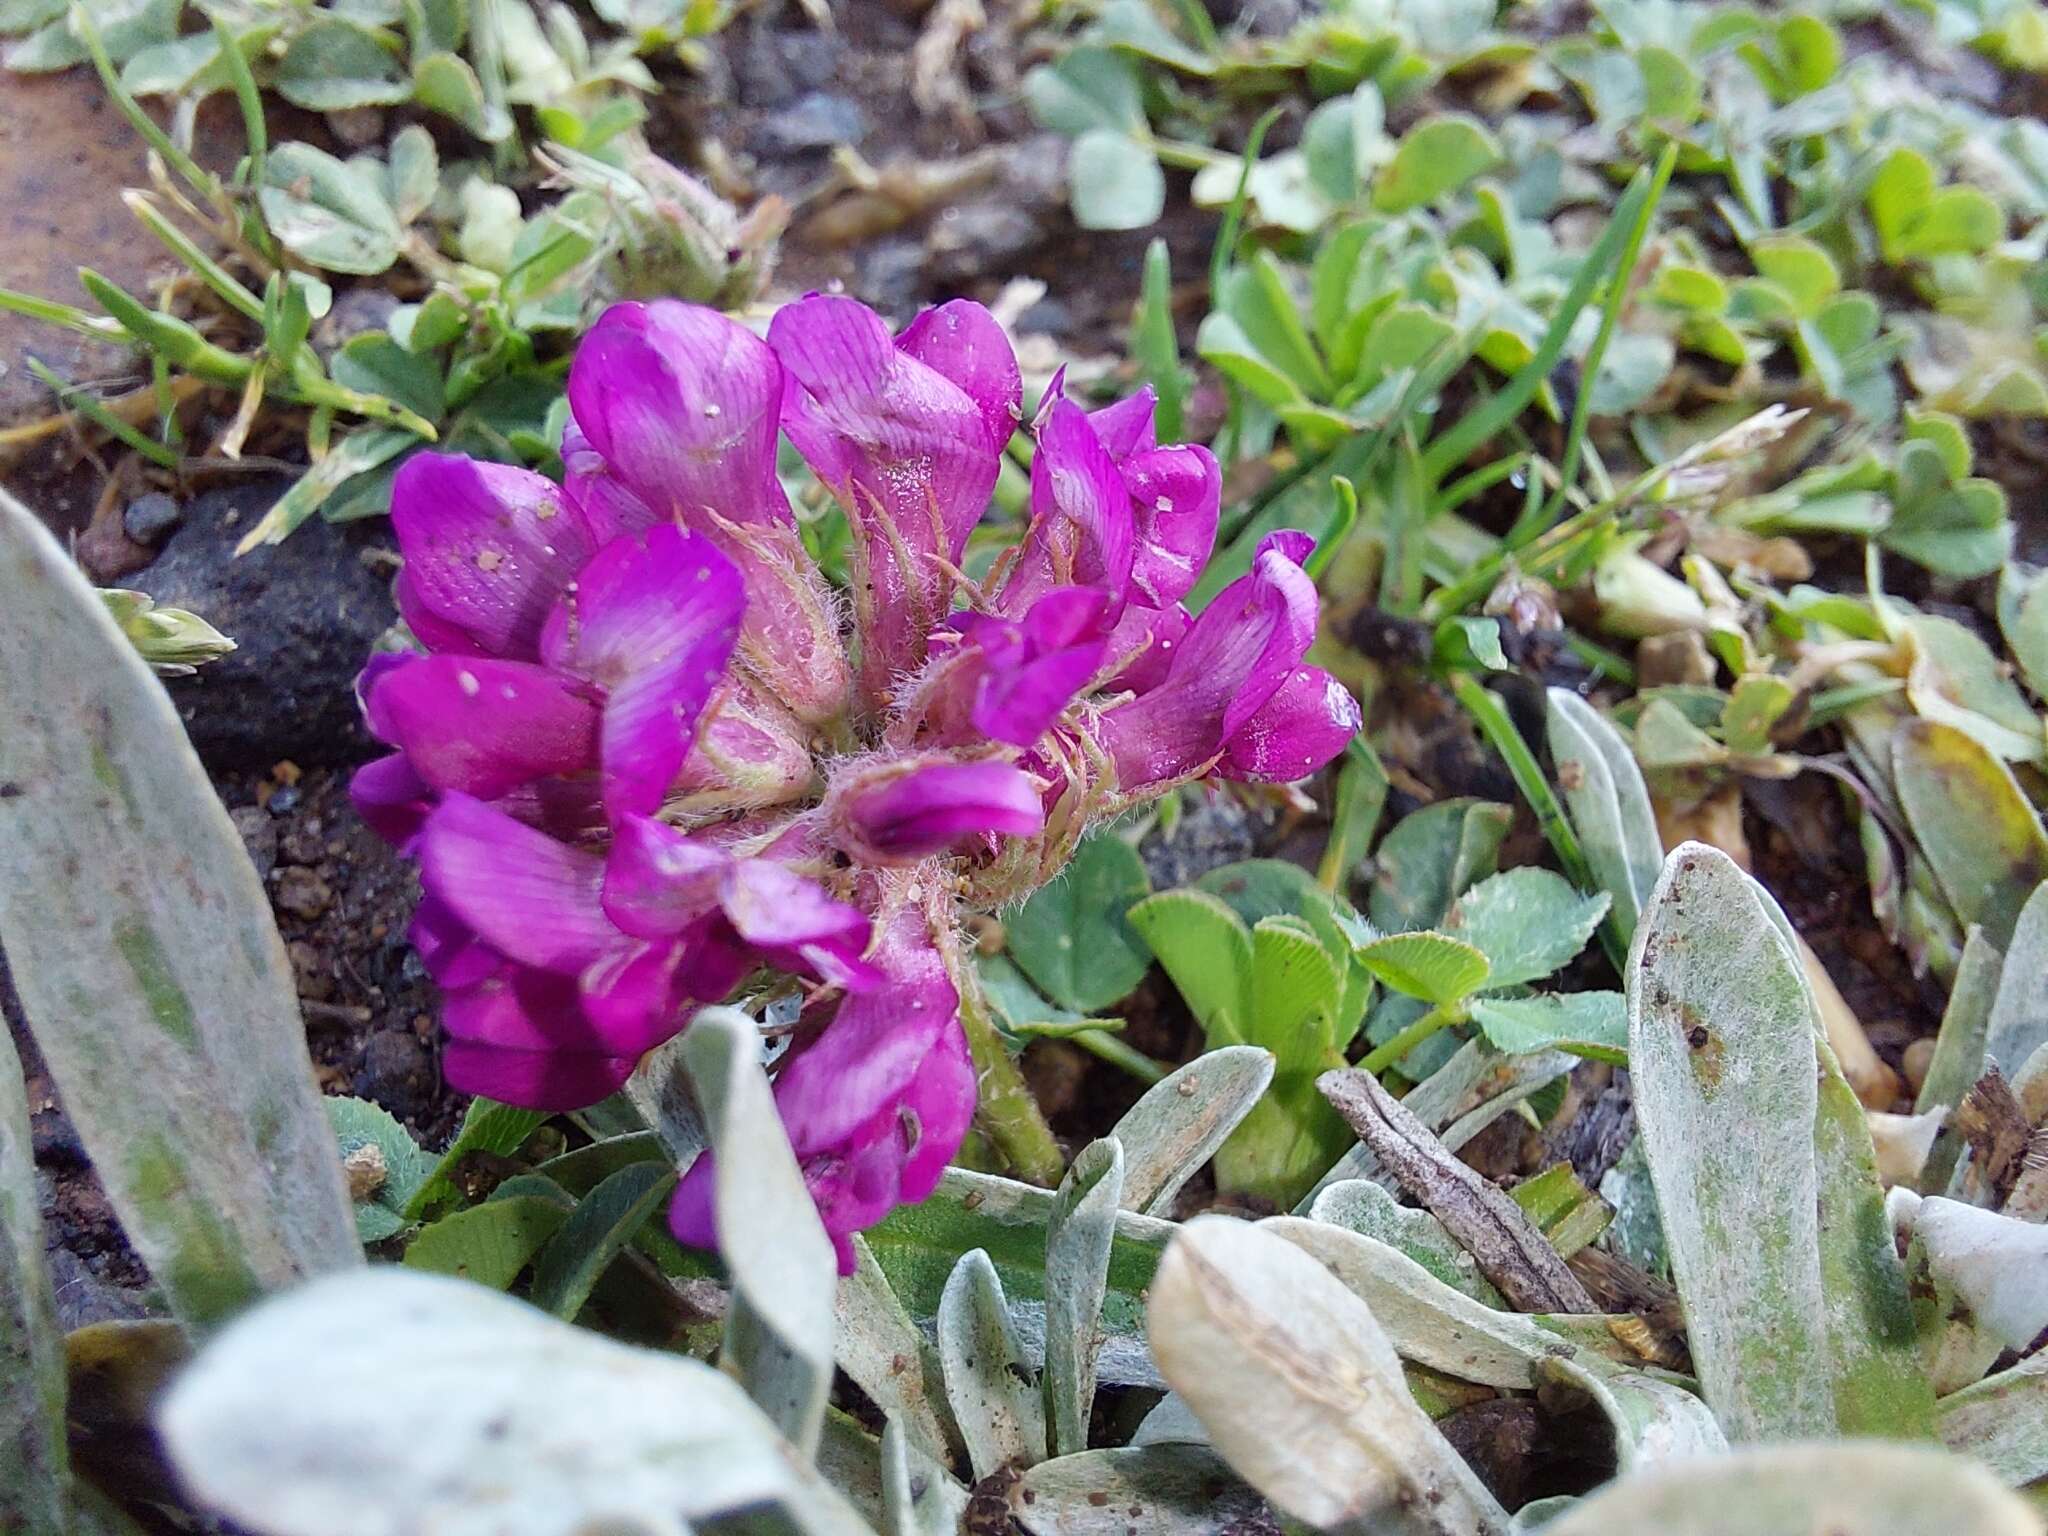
[[721, 858, 878, 990], [1088, 389, 1157, 458], [349, 752, 434, 851], [667, 1161, 717, 1252], [407, 894, 500, 990], [1217, 664, 1360, 782], [895, 299, 1023, 456], [567, 301, 793, 530], [1097, 532, 1320, 790], [390, 454, 597, 659], [577, 938, 702, 1045], [418, 794, 615, 972], [1103, 603, 1190, 697], [960, 587, 1112, 747], [1001, 398, 1135, 616], [561, 423, 664, 544], [441, 969, 639, 1110], [774, 912, 955, 1156], [362, 655, 600, 799], [445, 1041, 637, 1111], [896, 1016, 975, 1202], [837, 759, 1045, 861], [1123, 444, 1221, 610], [768, 296, 1014, 692], [541, 526, 745, 820], [602, 814, 730, 940]]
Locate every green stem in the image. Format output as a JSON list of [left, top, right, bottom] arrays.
[[1069, 1029, 1169, 1085], [956, 972, 1066, 1187], [1511, 143, 1678, 546], [1360, 1001, 1466, 1074], [1449, 672, 1625, 972]]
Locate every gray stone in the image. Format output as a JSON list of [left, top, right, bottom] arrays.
[[121, 491, 183, 547], [752, 92, 866, 157], [131, 477, 396, 771], [230, 805, 278, 881], [736, 25, 843, 107], [356, 1029, 435, 1122], [1139, 798, 1264, 890], [853, 237, 928, 316]]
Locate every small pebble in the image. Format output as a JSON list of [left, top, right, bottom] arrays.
[[274, 866, 334, 921], [288, 939, 333, 1001], [231, 806, 278, 881], [280, 822, 326, 866], [122, 492, 183, 546], [356, 1030, 435, 1122], [267, 784, 302, 815]]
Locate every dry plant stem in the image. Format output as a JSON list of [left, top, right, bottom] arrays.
[[1319, 1068, 1596, 1314]]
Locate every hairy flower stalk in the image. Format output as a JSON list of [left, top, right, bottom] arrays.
[[352, 294, 1359, 1270]]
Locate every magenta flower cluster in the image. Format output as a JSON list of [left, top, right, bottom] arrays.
[[351, 294, 1359, 1269]]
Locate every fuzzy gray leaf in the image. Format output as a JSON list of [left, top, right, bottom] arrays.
[[1625, 843, 1837, 1443], [683, 1008, 837, 1457], [1541, 1443, 2037, 1535], [0, 491, 358, 1331], [1044, 1138, 1124, 1456], [937, 1251, 1047, 1480], [1547, 689, 1663, 942], [1013, 1446, 1269, 1535], [1110, 1046, 1274, 1215], [1147, 1215, 1510, 1535], [0, 1025, 66, 1531]]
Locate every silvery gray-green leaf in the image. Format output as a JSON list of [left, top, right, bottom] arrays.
[[865, 1166, 1172, 1366], [1147, 1215, 1511, 1535], [1441, 868, 1610, 988], [818, 1408, 888, 1528], [1307, 1179, 1501, 1304], [682, 1007, 836, 1457], [1908, 1195, 2048, 1352], [1131, 1392, 1208, 1447], [1044, 1138, 1125, 1456], [1982, 881, 2048, 1078], [1012, 1446, 1270, 1535], [1918, 927, 2001, 1192], [1809, 1029, 1936, 1436], [0, 1022, 67, 1533], [837, 1238, 960, 1465], [1260, 1217, 1642, 1389], [937, 1249, 1047, 1480], [1546, 688, 1663, 942], [1536, 1357, 1726, 1473], [623, 1031, 707, 1164], [880, 1418, 970, 1536], [1538, 1442, 2039, 1536], [0, 491, 358, 1331], [1937, 1351, 2048, 1488], [1893, 1188, 2005, 1395], [1109, 1046, 1274, 1215], [1625, 842, 1834, 1442], [159, 1269, 878, 1536]]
